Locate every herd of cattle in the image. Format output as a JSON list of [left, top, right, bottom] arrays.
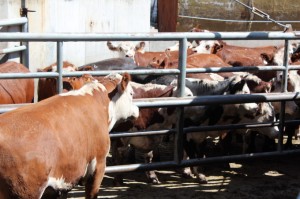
[[1, 30, 300, 198]]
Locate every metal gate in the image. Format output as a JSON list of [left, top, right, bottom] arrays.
[[0, 17, 29, 67], [0, 31, 300, 174]]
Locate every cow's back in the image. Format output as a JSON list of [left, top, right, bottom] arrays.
[[0, 91, 110, 198], [0, 62, 34, 104]]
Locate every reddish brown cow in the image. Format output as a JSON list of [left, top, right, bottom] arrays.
[[0, 61, 34, 104], [0, 73, 139, 199], [192, 40, 285, 81], [107, 41, 194, 67], [37, 61, 78, 101], [148, 52, 272, 93]]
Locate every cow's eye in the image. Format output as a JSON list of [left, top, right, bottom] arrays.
[[205, 45, 210, 50]]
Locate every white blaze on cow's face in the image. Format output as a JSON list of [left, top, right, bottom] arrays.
[[254, 102, 279, 139], [192, 40, 219, 54], [108, 75, 139, 131], [277, 70, 300, 92], [119, 42, 137, 57]]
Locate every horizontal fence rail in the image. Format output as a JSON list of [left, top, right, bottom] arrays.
[[0, 17, 28, 26], [0, 31, 300, 41], [1, 32, 300, 173], [0, 17, 29, 66]]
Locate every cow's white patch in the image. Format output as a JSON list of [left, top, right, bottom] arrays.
[[108, 80, 139, 131], [79, 157, 98, 186], [84, 158, 97, 178], [192, 40, 220, 54], [51, 65, 77, 72], [46, 176, 73, 191], [59, 81, 105, 96], [131, 81, 170, 92]]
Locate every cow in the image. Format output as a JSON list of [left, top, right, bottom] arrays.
[[111, 81, 193, 185], [170, 74, 278, 183], [0, 72, 139, 199], [78, 57, 139, 71], [106, 41, 144, 58], [0, 61, 34, 104], [37, 61, 78, 101], [107, 41, 194, 67], [191, 40, 299, 82], [273, 69, 300, 149]]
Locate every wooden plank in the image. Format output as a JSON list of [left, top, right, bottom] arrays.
[[158, 0, 178, 32]]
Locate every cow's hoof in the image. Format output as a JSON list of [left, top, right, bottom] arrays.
[[148, 177, 160, 184], [182, 172, 194, 179], [152, 178, 161, 184], [197, 174, 208, 184]]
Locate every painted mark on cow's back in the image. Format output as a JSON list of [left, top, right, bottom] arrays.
[[59, 81, 106, 96]]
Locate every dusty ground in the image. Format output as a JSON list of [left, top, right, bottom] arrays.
[[67, 139, 300, 199]]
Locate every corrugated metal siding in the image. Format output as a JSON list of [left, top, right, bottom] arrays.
[[0, 0, 151, 70]]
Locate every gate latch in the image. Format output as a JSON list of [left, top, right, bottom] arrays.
[[20, 7, 36, 17]]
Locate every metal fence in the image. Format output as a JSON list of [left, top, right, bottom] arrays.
[[0, 17, 29, 67], [0, 31, 300, 174]]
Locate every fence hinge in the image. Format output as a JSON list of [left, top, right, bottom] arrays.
[[20, 7, 36, 17]]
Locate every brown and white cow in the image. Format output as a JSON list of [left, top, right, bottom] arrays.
[[171, 74, 278, 183], [0, 61, 34, 104], [0, 73, 139, 199], [192, 40, 298, 82], [37, 61, 78, 101], [107, 41, 194, 67], [111, 81, 193, 185]]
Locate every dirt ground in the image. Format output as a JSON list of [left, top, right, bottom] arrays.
[[67, 139, 300, 199]]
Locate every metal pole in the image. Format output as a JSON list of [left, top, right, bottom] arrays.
[[174, 38, 188, 164], [21, 19, 29, 68], [278, 39, 290, 151], [57, 41, 63, 94]]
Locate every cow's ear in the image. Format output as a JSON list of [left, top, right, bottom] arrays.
[[121, 72, 131, 91], [213, 43, 223, 54], [136, 42, 146, 51], [261, 53, 273, 65]]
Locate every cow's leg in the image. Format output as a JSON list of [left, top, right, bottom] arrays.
[[111, 139, 129, 186], [183, 139, 207, 183], [85, 160, 106, 199], [181, 150, 193, 178], [285, 124, 296, 149], [181, 139, 195, 179], [144, 151, 160, 184], [193, 140, 207, 184], [247, 131, 257, 153]]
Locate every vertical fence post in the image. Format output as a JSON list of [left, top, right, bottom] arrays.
[[278, 39, 290, 151], [21, 18, 29, 68], [174, 37, 188, 164], [57, 41, 63, 94]]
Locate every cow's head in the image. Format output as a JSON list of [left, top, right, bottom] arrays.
[[276, 70, 300, 92], [248, 102, 279, 139], [192, 40, 223, 54], [226, 75, 260, 114], [107, 41, 145, 58], [102, 73, 139, 131]]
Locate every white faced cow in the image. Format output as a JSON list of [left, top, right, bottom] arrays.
[[0, 73, 139, 199], [111, 81, 193, 185], [171, 74, 278, 183]]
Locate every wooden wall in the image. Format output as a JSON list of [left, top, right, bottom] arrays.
[[158, 0, 178, 32]]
